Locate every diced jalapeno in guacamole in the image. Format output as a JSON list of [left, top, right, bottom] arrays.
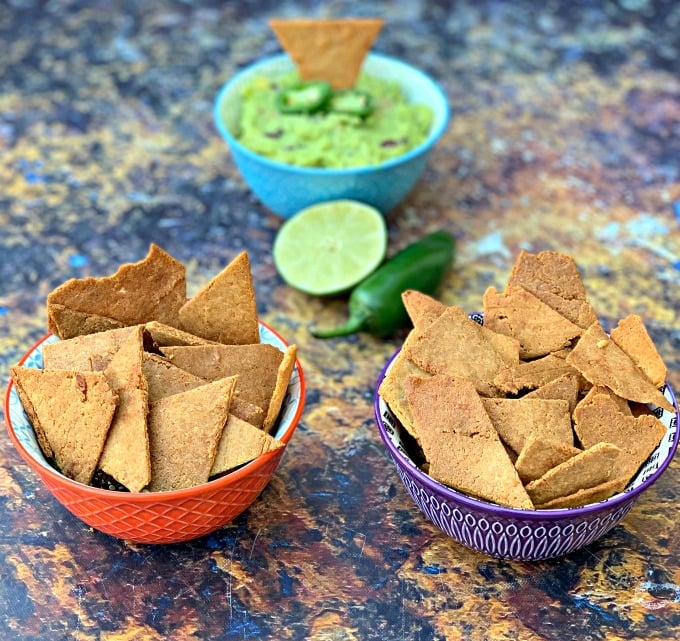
[[232, 72, 433, 169]]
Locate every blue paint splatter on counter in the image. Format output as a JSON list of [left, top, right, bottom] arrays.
[[68, 254, 89, 268], [277, 568, 295, 596], [672, 201, 680, 222], [0, 306, 8, 315]]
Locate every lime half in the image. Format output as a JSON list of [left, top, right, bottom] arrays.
[[273, 200, 388, 296]]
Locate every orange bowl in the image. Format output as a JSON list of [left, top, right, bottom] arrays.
[[4, 321, 305, 544]]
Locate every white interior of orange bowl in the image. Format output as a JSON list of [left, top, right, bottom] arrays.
[[217, 53, 449, 145], [377, 352, 679, 509], [7, 324, 303, 483]]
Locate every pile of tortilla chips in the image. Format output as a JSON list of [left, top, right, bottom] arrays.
[[380, 250, 674, 510], [11, 245, 297, 493]]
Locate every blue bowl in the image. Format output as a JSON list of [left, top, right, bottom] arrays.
[[213, 53, 449, 218]]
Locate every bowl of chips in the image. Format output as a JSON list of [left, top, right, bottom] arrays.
[[214, 22, 449, 217], [4, 246, 306, 544], [374, 252, 679, 561]]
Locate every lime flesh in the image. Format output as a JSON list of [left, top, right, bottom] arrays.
[[273, 200, 387, 296]]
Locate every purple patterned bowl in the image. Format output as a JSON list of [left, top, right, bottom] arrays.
[[374, 348, 679, 561]]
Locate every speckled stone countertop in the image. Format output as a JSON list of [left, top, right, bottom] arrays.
[[1, 1, 679, 639]]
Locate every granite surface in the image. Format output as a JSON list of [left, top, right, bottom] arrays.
[[1, 0, 679, 639]]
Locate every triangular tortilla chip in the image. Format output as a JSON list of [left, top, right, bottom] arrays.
[[142, 353, 208, 403], [46, 243, 186, 333], [43, 325, 142, 372], [405, 374, 533, 509], [481, 398, 573, 456], [609, 314, 667, 387], [269, 18, 384, 89], [575, 384, 632, 417], [572, 393, 667, 482], [535, 476, 629, 509], [10, 367, 118, 485], [505, 250, 598, 328], [523, 373, 581, 414], [98, 326, 150, 492], [514, 434, 581, 484], [178, 251, 259, 345], [159, 344, 284, 414], [144, 321, 217, 348], [525, 442, 623, 506], [483, 285, 582, 359], [210, 414, 284, 477], [403, 306, 512, 397], [401, 290, 447, 330], [494, 353, 580, 395], [147, 377, 237, 492], [47, 304, 126, 340], [566, 321, 674, 412], [263, 344, 298, 433]]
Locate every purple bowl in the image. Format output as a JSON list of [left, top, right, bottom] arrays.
[[374, 348, 679, 561]]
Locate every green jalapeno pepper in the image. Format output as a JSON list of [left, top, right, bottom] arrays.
[[276, 81, 332, 114], [311, 230, 455, 338], [328, 89, 373, 118]]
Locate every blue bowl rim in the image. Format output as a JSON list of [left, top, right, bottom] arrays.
[[213, 52, 450, 176], [374, 346, 680, 521]]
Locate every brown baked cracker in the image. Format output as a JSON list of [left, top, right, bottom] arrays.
[[159, 343, 285, 415], [525, 442, 623, 506], [481, 398, 573, 456], [210, 415, 284, 477], [566, 321, 674, 412], [269, 18, 384, 89], [609, 314, 667, 387], [263, 344, 298, 433], [47, 244, 186, 335], [10, 367, 118, 485], [494, 353, 580, 395], [401, 290, 447, 330], [505, 250, 598, 329], [575, 384, 633, 418], [405, 373, 534, 509], [523, 373, 581, 414], [144, 321, 217, 348], [43, 325, 142, 372], [47, 304, 126, 340], [98, 326, 150, 493], [483, 285, 583, 359], [147, 376, 237, 492], [572, 392, 667, 482], [403, 306, 514, 397], [378, 346, 432, 443], [230, 398, 266, 429], [178, 251, 260, 345], [535, 476, 629, 509], [142, 353, 208, 403], [514, 434, 582, 484]]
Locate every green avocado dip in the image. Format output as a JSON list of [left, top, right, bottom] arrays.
[[232, 73, 434, 169]]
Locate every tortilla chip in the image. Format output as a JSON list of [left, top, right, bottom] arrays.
[[47, 304, 127, 340], [142, 353, 207, 403], [403, 306, 512, 397], [210, 415, 284, 477], [525, 442, 623, 506], [230, 398, 266, 429], [178, 251, 259, 345], [506, 250, 598, 328], [572, 393, 667, 482], [514, 434, 582, 484], [263, 344, 298, 433], [160, 343, 284, 415], [405, 374, 533, 509], [43, 325, 142, 372], [575, 384, 632, 417], [535, 476, 629, 509], [144, 321, 217, 348], [609, 314, 667, 387], [523, 373, 581, 414], [494, 353, 580, 395], [483, 285, 582, 359], [482, 398, 573, 456], [98, 326, 150, 492], [10, 367, 118, 485], [47, 244, 186, 334], [401, 290, 447, 330], [269, 18, 384, 89], [566, 321, 674, 412], [147, 377, 237, 492]]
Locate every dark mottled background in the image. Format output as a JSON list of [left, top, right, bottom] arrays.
[[1, 1, 679, 639]]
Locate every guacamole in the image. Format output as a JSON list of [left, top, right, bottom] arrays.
[[233, 73, 433, 169]]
